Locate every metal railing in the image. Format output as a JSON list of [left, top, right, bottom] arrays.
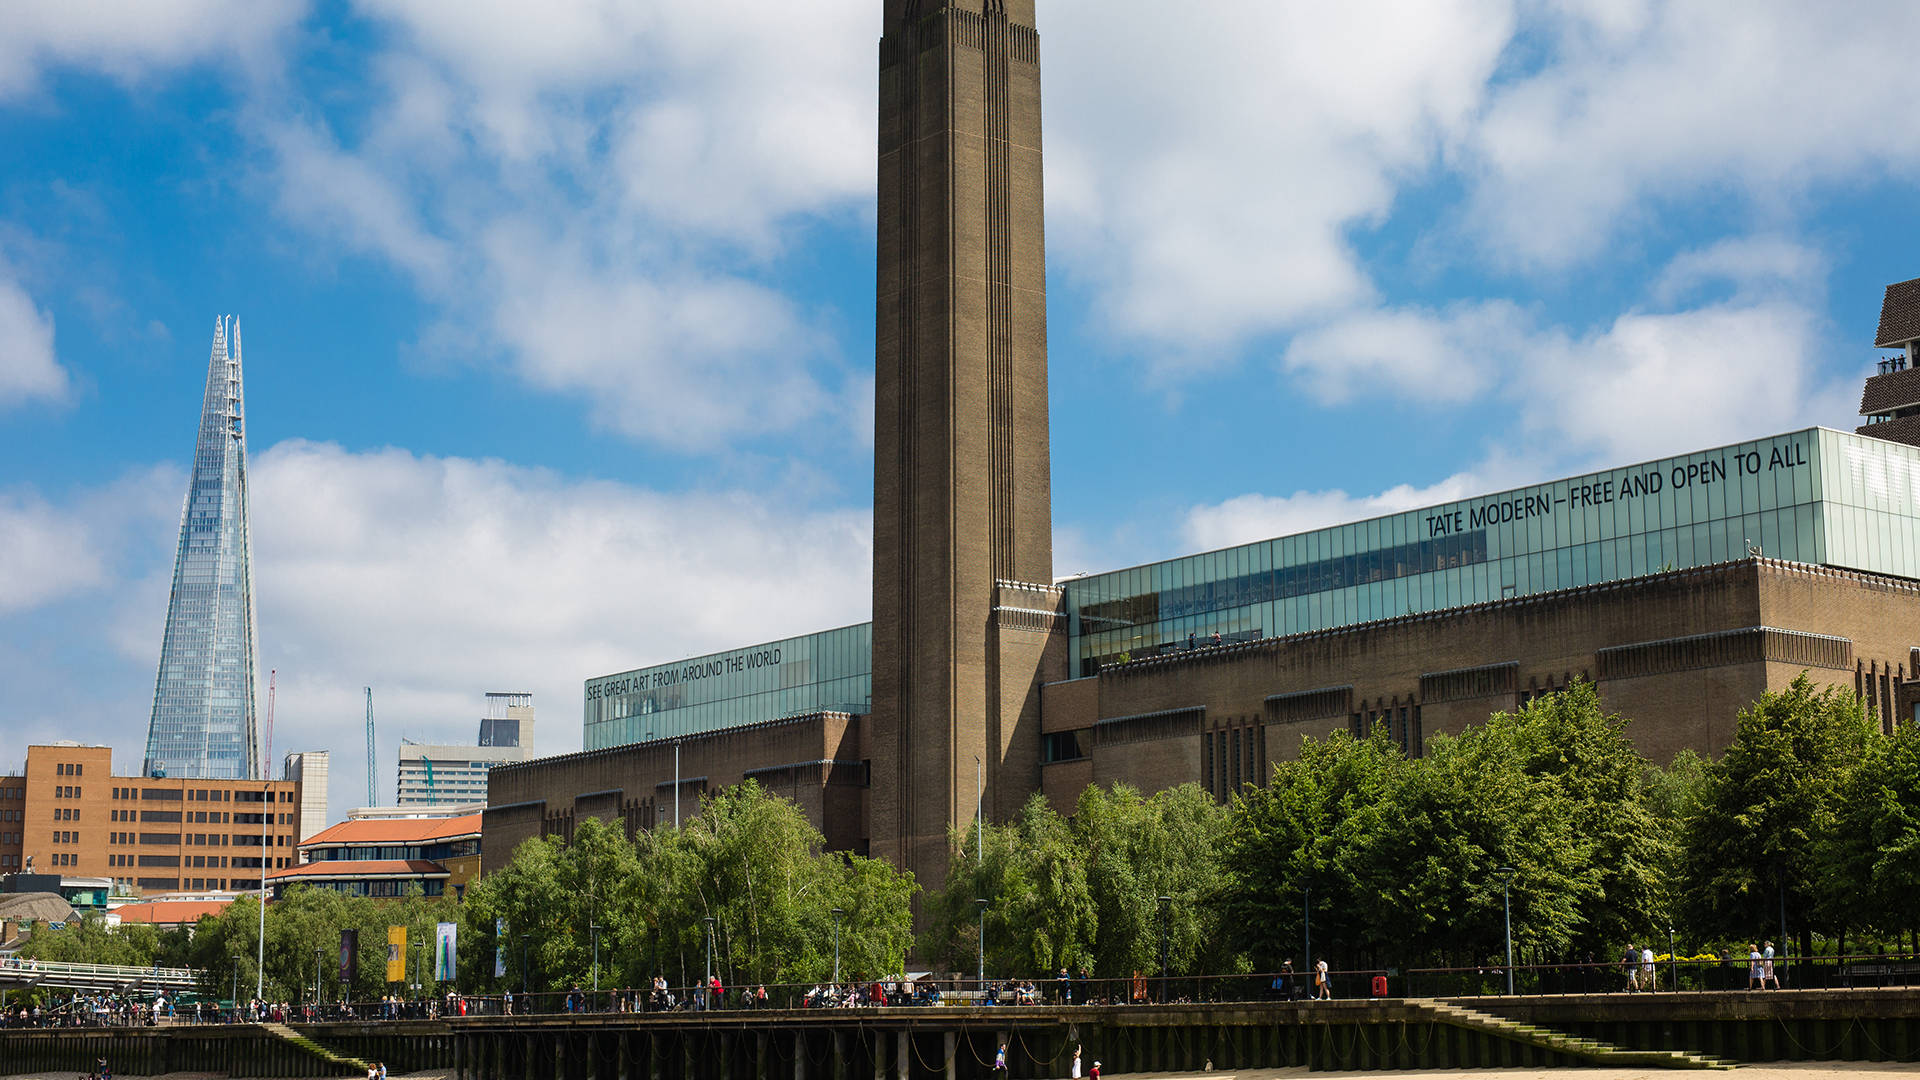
[[0, 957, 197, 991]]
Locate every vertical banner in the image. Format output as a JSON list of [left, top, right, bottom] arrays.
[[339, 927, 359, 988], [435, 921, 457, 982], [386, 925, 407, 983], [494, 918, 507, 978]]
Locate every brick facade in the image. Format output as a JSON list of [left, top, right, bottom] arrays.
[[2, 744, 302, 893]]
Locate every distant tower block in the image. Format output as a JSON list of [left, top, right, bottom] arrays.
[[1858, 276, 1920, 448], [870, 1, 1065, 896], [144, 317, 261, 780]]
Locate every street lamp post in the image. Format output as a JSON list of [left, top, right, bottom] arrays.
[[1303, 884, 1311, 982], [975, 898, 989, 998], [257, 786, 270, 1002], [591, 922, 602, 994], [831, 907, 845, 984], [315, 947, 323, 1006], [1157, 895, 1172, 1003], [703, 917, 716, 1010], [1494, 866, 1518, 996], [1668, 925, 1678, 993], [519, 933, 531, 1002]]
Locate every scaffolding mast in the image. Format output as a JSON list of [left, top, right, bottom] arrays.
[[364, 687, 376, 806]]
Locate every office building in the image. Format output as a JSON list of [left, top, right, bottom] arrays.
[[0, 744, 302, 895], [143, 316, 261, 780], [395, 693, 534, 806], [281, 750, 331, 844]]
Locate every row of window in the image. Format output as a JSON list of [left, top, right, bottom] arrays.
[[1, 832, 16, 845], [48, 852, 76, 866], [53, 807, 78, 821], [111, 786, 294, 802], [55, 762, 84, 777], [103, 830, 290, 847], [52, 831, 77, 844], [53, 785, 81, 799], [0, 809, 16, 821], [1, 787, 22, 800]]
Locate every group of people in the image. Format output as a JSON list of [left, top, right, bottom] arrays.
[[1264, 958, 1332, 1000], [1747, 942, 1781, 989], [361, 1062, 390, 1080], [1619, 944, 1660, 991]]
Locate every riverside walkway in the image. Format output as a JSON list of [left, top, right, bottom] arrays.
[[7, 990, 1920, 1078]]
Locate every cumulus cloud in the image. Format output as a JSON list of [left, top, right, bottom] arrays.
[[0, 0, 303, 99], [1043, 1, 1514, 363], [240, 439, 871, 817], [0, 267, 68, 407], [1182, 472, 1495, 554], [1457, 1, 1920, 268], [1280, 299, 1531, 405]]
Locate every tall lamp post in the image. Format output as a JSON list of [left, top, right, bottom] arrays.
[[519, 934, 530, 1001], [590, 922, 602, 994], [1494, 866, 1518, 996], [314, 946, 323, 1005], [831, 907, 845, 984], [975, 898, 989, 997], [1157, 895, 1172, 1004], [703, 916, 716, 1010], [1303, 884, 1311, 979], [257, 786, 271, 1001]]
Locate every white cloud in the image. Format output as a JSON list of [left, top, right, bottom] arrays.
[[0, 268, 68, 406], [1183, 472, 1492, 553], [1517, 299, 1851, 464], [0, 464, 181, 616], [0, 493, 104, 614], [242, 439, 871, 818], [0, 0, 303, 99], [1043, 1, 1515, 363], [1281, 299, 1530, 405], [1458, 1, 1920, 267], [1274, 240, 1851, 466]]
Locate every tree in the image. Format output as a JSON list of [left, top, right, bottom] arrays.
[[1679, 673, 1875, 953], [1819, 719, 1920, 945]]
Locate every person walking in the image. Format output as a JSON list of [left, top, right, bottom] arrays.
[[993, 1043, 1008, 1076], [1071, 1045, 1082, 1079], [1314, 958, 1330, 1000], [1621, 946, 1639, 992], [1640, 945, 1656, 992], [1747, 944, 1763, 990], [1762, 942, 1779, 989]]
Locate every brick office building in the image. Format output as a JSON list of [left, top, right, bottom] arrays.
[[482, 3, 1920, 889], [0, 744, 304, 894]]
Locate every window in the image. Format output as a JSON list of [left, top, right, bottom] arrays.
[[1040, 731, 1085, 763], [140, 832, 182, 845]]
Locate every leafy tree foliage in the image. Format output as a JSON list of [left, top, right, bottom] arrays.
[[463, 780, 914, 993], [1818, 718, 1920, 942], [920, 783, 1231, 979], [1222, 683, 1672, 970], [1678, 673, 1874, 950]]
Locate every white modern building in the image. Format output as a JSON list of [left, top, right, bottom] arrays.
[[394, 692, 533, 806]]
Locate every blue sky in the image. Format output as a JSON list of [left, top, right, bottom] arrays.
[[3, 1, 1918, 821]]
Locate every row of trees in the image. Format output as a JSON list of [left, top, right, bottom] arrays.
[[16, 674, 1920, 995], [917, 676, 1920, 976]]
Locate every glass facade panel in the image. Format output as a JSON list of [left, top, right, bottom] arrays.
[[583, 623, 872, 751], [1061, 429, 1920, 675]]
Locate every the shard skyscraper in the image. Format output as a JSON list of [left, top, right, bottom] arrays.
[[144, 316, 260, 780]]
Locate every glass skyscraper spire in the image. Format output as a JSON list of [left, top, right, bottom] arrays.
[[144, 316, 260, 780]]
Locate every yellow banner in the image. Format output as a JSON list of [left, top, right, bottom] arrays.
[[386, 925, 407, 983]]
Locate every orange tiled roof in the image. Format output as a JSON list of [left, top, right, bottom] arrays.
[[297, 813, 481, 850], [269, 860, 449, 881], [114, 900, 232, 925]]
